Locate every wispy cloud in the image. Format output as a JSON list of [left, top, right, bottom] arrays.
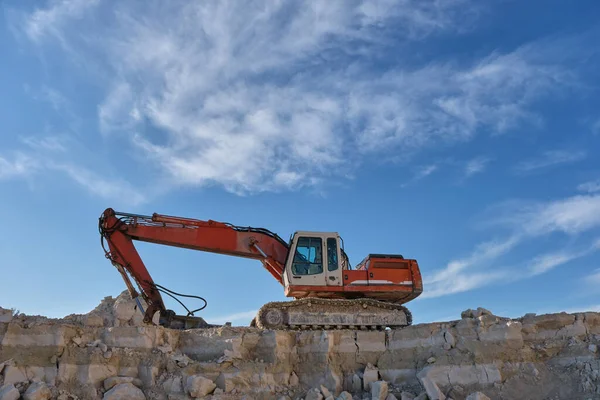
[[514, 150, 586, 174], [50, 163, 146, 206], [0, 153, 40, 180], [12, 0, 577, 195], [402, 164, 438, 187], [23, 0, 101, 44], [0, 135, 144, 205], [527, 242, 600, 276], [464, 156, 491, 178], [422, 194, 600, 299], [578, 180, 600, 194], [20, 135, 68, 152]]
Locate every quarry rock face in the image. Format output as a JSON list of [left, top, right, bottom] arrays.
[[1, 291, 600, 399]]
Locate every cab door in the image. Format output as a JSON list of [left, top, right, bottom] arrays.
[[288, 235, 327, 286], [325, 237, 342, 286]]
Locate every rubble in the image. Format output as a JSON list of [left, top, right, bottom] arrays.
[[0, 384, 20, 400], [2, 292, 600, 399], [23, 382, 52, 400]]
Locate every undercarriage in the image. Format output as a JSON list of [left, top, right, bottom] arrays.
[[253, 297, 412, 330]]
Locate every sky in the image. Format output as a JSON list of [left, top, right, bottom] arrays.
[[1, 0, 600, 326]]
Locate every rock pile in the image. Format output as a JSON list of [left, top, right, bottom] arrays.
[[1, 291, 600, 399]]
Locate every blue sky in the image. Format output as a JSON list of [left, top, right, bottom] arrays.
[[1, 0, 600, 326]]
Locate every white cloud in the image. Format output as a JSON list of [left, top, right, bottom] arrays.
[[21, 136, 68, 152], [584, 268, 600, 286], [578, 180, 600, 193], [15, 0, 573, 195], [24, 0, 101, 43], [51, 163, 146, 206], [514, 150, 586, 174], [206, 309, 258, 326], [527, 243, 599, 276], [422, 195, 600, 299], [464, 156, 491, 178], [0, 153, 40, 180]]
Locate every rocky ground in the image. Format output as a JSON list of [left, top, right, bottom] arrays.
[[1, 292, 600, 400]]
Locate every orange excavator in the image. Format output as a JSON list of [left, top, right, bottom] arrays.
[[99, 208, 423, 330]]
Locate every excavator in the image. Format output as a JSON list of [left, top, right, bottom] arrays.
[[99, 208, 423, 330]]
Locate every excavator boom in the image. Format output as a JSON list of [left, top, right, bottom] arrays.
[[99, 208, 290, 327]]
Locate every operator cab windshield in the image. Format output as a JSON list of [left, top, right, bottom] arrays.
[[292, 237, 323, 275]]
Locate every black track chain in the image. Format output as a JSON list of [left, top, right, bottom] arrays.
[[255, 297, 412, 330]]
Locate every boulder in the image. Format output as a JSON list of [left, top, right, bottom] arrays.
[[321, 385, 332, 398], [371, 381, 388, 400], [103, 383, 146, 400], [305, 388, 324, 400], [0, 384, 20, 400], [386, 395, 398, 400], [400, 392, 415, 400], [465, 393, 490, 400], [363, 364, 379, 390], [185, 375, 216, 398], [352, 374, 363, 392], [461, 308, 492, 319], [0, 308, 12, 323], [23, 382, 52, 400], [419, 376, 445, 400], [104, 376, 143, 390], [336, 391, 353, 400]]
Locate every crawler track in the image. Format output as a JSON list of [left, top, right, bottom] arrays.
[[255, 298, 412, 330]]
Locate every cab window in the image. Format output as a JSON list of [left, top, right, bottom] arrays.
[[292, 237, 323, 275], [327, 238, 338, 271]]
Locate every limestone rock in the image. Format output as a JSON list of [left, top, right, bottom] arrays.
[[104, 376, 143, 390], [400, 392, 415, 400], [446, 386, 465, 400], [289, 372, 299, 387], [386, 394, 398, 400], [103, 383, 146, 400], [321, 385, 332, 398], [371, 381, 388, 400], [87, 339, 108, 353], [336, 391, 353, 400], [186, 375, 216, 398], [418, 376, 445, 400], [363, 364, 379, 391], [461, 308, 492, 319], [414, 393, 428, 400], [2, 366, 27, 385], [0, 384, 20, 400], [306, 388, 324, 400], [0, 308, 13, 323], [23, 382, 52, 400], [465, 393, 490, 400], [163, 376, 183, 394], [352, 374, 363, 392]]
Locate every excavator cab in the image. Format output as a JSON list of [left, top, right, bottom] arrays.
[[283, 232, 345, 290]]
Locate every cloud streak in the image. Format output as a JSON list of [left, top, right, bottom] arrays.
[[464, 156, 491, 178], [514, 150, 586, 174], [422, 194, 600, 299], [0, 153, 40, 180], [12, 0, 576, 195], [578, 180, 600, 194]]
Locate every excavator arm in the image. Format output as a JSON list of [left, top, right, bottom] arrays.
[[98, 208, 290, 327]]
